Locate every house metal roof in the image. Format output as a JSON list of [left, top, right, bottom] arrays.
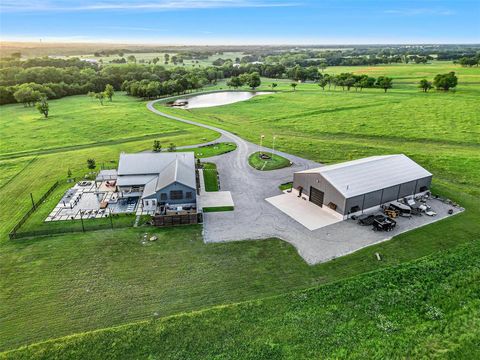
[[116, 152, 196, 198], [95, 169, 117, 182], [116, 174, 158, 187], [117, 152, 194, 176], [296, 154, 432, 198]]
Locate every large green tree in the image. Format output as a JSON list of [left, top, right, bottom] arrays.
[[226, 76, 243, 89], [104, 84, 114, 101], [375, 76, 393, 92], [13, 86, 42, 106], [95, 92, 105, 105], [246, 72, 261, 90], [418, 79, 433, 92], [35, 97, 49, 118], [433, 72, 458, 91]]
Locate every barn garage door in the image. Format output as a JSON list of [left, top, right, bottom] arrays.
[[309, 186, 324, 207]]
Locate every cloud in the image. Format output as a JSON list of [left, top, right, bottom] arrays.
[[0, 0, 299, 12], [384, 8, 455, 16], [96, 25, 167, 32]]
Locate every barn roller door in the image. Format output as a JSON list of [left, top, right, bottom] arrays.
[[309, 186, 324, 207]]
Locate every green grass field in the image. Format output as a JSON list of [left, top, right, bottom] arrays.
[[1, 61, 479, 356], [6, 238, 479, 359], [70, 51, 245, 68], [202, 206, 234, 212], [178, 142, 237, 158], [0, 93, 218, 159], [202, 162, 219, 191], [248, 151, 291, 170]]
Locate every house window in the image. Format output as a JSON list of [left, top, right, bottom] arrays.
[[186, 191, 193, 199], [160, 193, 167, 200], [144, 200, 149, 206], [170, 190, 183, 200]]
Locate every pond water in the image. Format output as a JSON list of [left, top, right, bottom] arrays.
[[174, 91, 273, 109]]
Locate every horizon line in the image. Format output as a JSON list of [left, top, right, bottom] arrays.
[[2, 40, 480, 47]]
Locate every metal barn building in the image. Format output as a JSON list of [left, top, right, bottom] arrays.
[[293, 154, 432, 218]]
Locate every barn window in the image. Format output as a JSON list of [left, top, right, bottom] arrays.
[[170, 190, 183, 200], [186, 192, 193, 199], [160, 193, 167, 200]]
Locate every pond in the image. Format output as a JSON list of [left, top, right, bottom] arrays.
[[173, 91, 273, 109]]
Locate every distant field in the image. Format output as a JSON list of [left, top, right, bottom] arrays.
[[68, 51, 245, 68], [324, 61, 480, 84]]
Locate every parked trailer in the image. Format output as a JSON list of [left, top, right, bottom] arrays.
[[388, 201, 412, 217], [372, 215, 397, 232]]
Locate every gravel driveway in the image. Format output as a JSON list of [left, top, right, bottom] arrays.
[[147, 96, 462, 264]]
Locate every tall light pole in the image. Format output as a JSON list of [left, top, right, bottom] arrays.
[[272, 135, 277, 158], [260, 134, 264, 154]]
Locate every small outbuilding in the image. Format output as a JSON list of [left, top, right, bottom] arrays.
[[293, 154, 432, 218]]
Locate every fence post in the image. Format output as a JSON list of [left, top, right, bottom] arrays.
[[80, 211, 85, 232]]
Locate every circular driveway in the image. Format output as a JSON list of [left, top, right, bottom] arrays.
[[147, 94, 458, 264]]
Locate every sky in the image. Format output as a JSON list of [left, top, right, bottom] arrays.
[[0, 0, 479, 44]]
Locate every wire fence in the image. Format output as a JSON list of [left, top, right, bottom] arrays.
[[9, 215, 138, 240], [8, 181, 143, 240], [9, 181, 59, 239]]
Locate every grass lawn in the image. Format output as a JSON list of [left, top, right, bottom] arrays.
[[279, 182, 293, 191], [1, 185, 478, 352], [0, 92, 218, 159], [202, 206, 234, 212], [4, 237, 479, 359], [1, 61, 479, 354], [202, 162, 219, 191], [177, 142, 237, 158], [248, 151, 291, 171]]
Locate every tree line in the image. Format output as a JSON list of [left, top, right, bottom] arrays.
[[0, 56, 228, 105], [283, 73, 394, 93], [455, 56, 480, 67]]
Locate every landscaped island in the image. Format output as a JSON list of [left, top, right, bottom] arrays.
[[248, 151, 291, 171]]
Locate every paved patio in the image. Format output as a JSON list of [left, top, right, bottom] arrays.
[[266, 190, 343, 231]]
